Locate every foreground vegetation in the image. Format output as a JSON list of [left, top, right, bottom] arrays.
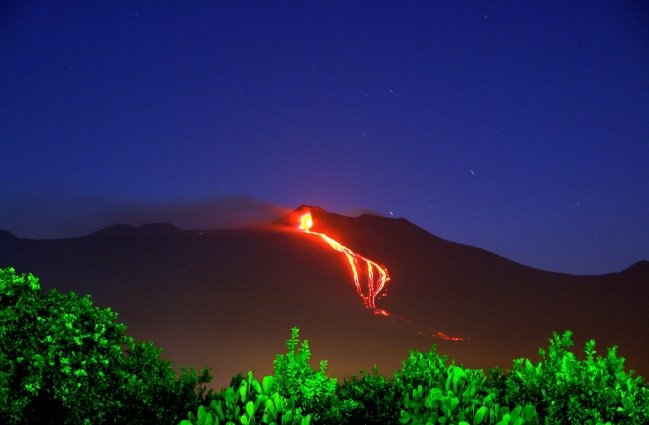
[[1, 267, 647, 424]]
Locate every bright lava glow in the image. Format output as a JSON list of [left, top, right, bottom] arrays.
[[299, 212, 390, 313], [298, 209, 466, 341]]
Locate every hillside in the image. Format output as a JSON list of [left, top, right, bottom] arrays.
[[1, 206, 647, 386]]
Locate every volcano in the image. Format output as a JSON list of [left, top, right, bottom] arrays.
[[1, 206, 647, 387]]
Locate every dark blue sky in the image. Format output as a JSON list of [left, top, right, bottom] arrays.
[[2, 1, 648, 274]]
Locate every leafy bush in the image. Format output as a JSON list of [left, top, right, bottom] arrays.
[[395, 347, 538, 425], [394, 345, 451, 394], [400, 385, 538, 425], [180, 371, 311, 425], [272, 327, 341, 422], [0, 267, 211, 425], [505, 330, 649, 425], [483, 367, 507, 403], [4, 266, 647, 425], [337, 366, 399, 425]]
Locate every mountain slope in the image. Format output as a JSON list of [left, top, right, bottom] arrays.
[[283, 207, 648, 377], [1, 206, 647, 386]]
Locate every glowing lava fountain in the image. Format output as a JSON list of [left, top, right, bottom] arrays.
[[299, 211, 390, 317], [297, 208, 466, 342]]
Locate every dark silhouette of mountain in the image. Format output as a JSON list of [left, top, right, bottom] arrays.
[[1, 206, 647, 387], [0, 230, 17, 240], [90, 222, 183, 238]]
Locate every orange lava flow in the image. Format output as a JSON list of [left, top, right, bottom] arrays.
[[297, 209, 466, 341], [299, 212, 390, 313], [435, 331, 465, 342]]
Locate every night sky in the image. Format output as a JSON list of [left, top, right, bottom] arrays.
[[2, 1, 648, 275]]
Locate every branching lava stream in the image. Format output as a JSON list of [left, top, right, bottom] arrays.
[[297, 209, 466, 342]]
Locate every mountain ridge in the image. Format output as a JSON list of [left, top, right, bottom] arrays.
[[0, 205, 646, 386], [2, 205, 644, 276], [89, 222, 183, 238]]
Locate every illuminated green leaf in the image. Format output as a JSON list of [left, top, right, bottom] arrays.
[[474, 406, 487, 424]]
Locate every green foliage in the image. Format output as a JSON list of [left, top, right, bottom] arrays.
[[121, 342, 213, 424], [394, 347, 537, 425], [0, 267, 212, 425], [272, 327, 340, 422], [180, 371, 311, 425], [483, 368, 507, 403], [337, 366, 399, 425], [4, 267, 648, 425], [505, 330, 649, 425], [394, 345, 451, 392], [399, 388, 538, 425]]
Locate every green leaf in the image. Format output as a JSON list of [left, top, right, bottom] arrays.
[[265, 398, 275, 414], [413, 384, 423, 399], [240, 382, 248, 403], [240, 416, 249, 425], [281, 410, 293, 425], [445, 371, 453, 392], [272, 393, 284, 411], [522, 405, 536, 420], [216, 402, 226, 420], [452, 367, 466, 391], [246, 401, 255, 417], [474, 406, 488, 425], [252, 379, 262, 394], [262, 375, 274, 394], [198, 405, 207, 424], [430, 388, 443, 402], [449, 396, 460, 412]]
